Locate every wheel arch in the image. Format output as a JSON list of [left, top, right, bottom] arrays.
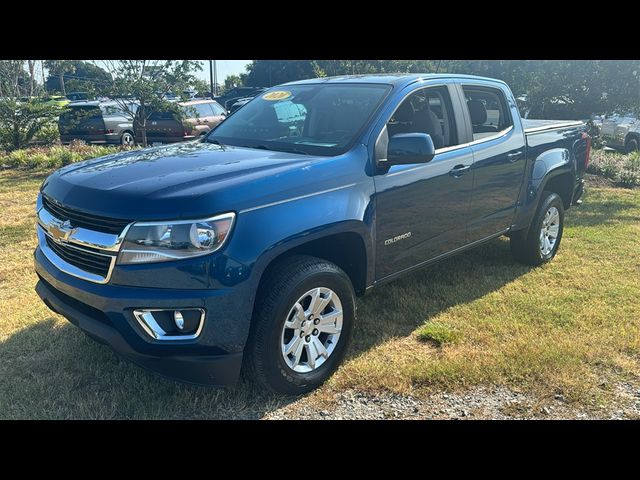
[[254, 229, 371, 300], [625, 132, 640, 150]]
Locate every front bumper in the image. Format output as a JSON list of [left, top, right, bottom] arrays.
[[34, 247, 247, 386]]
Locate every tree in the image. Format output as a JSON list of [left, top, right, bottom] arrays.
[[100, 60, 202, 147], [240, 60, 640, 119], [191, 79, 211, 97], [242, 60, 322, 87], [444, 60, 640, 119], [241, 60, 443, 87], [0, 61, 64, 150], [44, 61, 111, 97], [221, 74, 242, 94], [44, 60, 74, 95]]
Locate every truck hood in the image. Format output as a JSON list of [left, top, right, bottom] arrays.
[[41, 142, 336, 221]]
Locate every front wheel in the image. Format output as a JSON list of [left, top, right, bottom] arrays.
[[510, 191, 565, 266], [244, 255, 355, 395]]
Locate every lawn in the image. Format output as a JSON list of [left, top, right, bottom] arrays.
[[0, 168, 638, 419]]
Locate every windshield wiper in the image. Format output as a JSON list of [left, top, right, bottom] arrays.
[[207, 138, 226, 147], [245, 144, 310, 156]]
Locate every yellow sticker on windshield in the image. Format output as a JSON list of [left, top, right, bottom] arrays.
[[262, 90, 292, 101]]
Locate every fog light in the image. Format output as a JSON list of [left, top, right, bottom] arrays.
[[133, 308, 205, 341], [174, 311, 185, 330]]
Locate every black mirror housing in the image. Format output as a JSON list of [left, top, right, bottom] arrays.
[[386, 133, 436, 166]]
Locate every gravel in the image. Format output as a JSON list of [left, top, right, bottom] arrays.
[[264, 382, 640, 420]]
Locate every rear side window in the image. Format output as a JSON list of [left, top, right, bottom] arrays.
[[149, 110, 179, 121], [462, 85, 513, 140], [182, 103, 214, 118], [100, 105, 125, 116], [60, 106, 102, 124]]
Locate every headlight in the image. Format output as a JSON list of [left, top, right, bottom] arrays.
[[117, 212, 235, 265]]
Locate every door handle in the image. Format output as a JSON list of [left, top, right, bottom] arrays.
[[449, 164, 471, 178], [507, 151, 523, 162]]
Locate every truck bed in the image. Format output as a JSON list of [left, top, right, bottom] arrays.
[[522, 118, 583, 134]]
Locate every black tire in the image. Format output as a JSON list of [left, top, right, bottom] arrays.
[[625, 137, 639, 154], [510, 191, 565, 266], [120, 131, 135, 147], [244, 255, 356, 395]]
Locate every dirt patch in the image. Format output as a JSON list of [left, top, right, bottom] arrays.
[[265, 382, 640, 420]]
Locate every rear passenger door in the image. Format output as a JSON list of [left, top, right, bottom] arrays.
[[459, 83, 527, 241]]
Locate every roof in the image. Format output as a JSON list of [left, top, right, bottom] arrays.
[[67, 99, 138, 107], [179, 99, 222, 106], [283, 73, 507, 88]]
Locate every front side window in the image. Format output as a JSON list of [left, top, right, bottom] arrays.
[[386, 86, 458, 149], [463, 86, 513, 140], [207, 84, 391, 156]]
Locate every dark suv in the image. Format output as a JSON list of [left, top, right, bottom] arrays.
[[59, 100, 138, 146], [214, 86, 266, 111]]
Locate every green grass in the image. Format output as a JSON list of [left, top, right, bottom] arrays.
[[0, 168, 639, 418], [417, 322, 463, 346]]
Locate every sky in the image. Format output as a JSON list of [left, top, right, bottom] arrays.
[[195, 60, 252, 84]]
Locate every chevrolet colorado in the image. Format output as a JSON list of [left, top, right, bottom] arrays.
[[34, 74, 590, 394]]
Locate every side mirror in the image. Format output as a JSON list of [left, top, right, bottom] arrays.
[[387, 133, 435, 165]]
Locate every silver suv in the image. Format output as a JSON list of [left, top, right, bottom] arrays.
[[59, 100, 139, 146], [600, 113, 640, 153]]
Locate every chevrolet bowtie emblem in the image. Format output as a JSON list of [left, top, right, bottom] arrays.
[[48, 219, 75, 242]]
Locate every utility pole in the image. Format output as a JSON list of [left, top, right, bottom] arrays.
[[209, 60, 214, 98], [213, 60, 218, 96]]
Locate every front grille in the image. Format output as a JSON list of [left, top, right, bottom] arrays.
[[45, 235, 113, 278], [42, 194, 131, 235]]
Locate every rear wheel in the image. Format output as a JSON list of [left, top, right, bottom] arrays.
[[244, 255, 355, 395], [625, 136, 639, 153], [510, 191, 564, 266], [121, 131, 134, 147]]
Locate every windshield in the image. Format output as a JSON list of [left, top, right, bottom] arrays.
[[206, 83, 391, 156]]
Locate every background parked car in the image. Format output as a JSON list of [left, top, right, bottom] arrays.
[[59, 100, 139, 146], [42, 95, 70, 108], [66, 92, 90, 101], [134, 99, 226, 145], [600, 112, 640, 152], [214, 86, 266, 111], [228, 96, 253, 114]]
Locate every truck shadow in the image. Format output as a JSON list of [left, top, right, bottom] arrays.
[[0, 237, 533, 419], [350, 237, 531, 357]]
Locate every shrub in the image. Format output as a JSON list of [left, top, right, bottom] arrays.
[[0, 143, 127, 170], [0, 98, 65, 151], [587, 149, 640, 187], [32, 123, 60, 146]]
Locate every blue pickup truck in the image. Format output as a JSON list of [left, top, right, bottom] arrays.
[[34, 74, 590, 394]]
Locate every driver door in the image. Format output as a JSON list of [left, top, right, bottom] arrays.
[[373, 84, 474, 280]]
